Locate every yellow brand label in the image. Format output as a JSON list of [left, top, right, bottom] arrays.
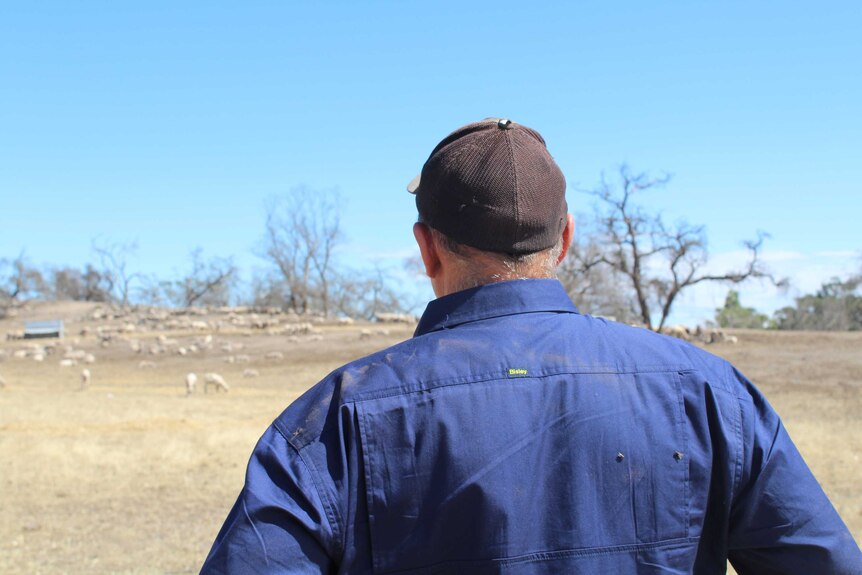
[[508, 368, 529, 377]]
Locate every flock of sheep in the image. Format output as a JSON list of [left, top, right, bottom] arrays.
[[0, 303, 415, 395], [659, 324, 739, 344]]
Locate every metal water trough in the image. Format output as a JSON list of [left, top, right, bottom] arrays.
[[24, 320, 64, 339]]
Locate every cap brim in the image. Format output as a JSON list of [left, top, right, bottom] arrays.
[[406, 174, 421, 194]]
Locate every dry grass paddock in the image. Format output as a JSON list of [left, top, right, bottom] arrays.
[[0, 302, 859, 573]]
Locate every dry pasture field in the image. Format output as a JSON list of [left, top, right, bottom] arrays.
[[0, 302, 860, 574]]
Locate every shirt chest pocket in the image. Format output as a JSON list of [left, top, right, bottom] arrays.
[[356, 371, 690, 573]]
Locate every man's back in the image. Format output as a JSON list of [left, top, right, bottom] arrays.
[[202, 280, 861, 573]]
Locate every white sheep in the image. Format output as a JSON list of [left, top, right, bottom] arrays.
[[242, 368, 260, 378], [185, 372, 198, 395], [265, 351, 284, 360], [204, 372, 230, 393], [80, 368, 91, 390]]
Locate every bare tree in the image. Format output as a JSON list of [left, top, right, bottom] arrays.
[[180, 248, 237, 307], [47, 264, 112, 302], [331, 264, 413, 320], [92, 238, 141, 307], [564, 165, 783, 330], [0, 252, 45, 302], [137, 249, 237, 308], [163, 248, 237, 307], [558, 234, 637, 323], [261, 188, 342, 315]]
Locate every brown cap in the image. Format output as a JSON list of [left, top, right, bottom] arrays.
[[408, 118, 567, 255]]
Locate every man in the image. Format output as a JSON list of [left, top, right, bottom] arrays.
[[202, 119, 861, 573]]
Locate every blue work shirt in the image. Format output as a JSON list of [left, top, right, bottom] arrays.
[[202, 279, 861, 574]]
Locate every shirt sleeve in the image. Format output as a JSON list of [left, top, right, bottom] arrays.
[[727, 368, 862, 575], [201, 425, 338, 575]]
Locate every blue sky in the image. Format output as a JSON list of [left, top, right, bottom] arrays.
[[1, 2, 860, 323]]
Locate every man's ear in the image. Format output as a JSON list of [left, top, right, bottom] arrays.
[[556, 214, 575, 265], [413, 222, 442, 278]]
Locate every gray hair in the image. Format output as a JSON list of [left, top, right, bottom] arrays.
[[429, 227, 563, 292]]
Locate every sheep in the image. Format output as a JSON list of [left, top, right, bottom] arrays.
[[59, 359, 78, 367], [80, 368, 91, 390], [137, 360, 157, 369], [64, 349, 87, 360], [83, 354, 96, 364], [359, 329, 372, 340], [157, 335, 178, 347], [204, 372, 230, 393], [281, 322, 313, 336], [660, 325, 690, 341], [242, 368, 260, 378], [337, 317, 354, 326], [374, 312, 415, 324], [265, 351, 284, 361], [705, 329, 729, 344], [185, 372, 197, 395]]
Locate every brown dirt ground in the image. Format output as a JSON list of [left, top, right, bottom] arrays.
[[0, 303, 859, 573]]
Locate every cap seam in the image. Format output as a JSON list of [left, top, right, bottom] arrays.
[[504, 130, 519, 245]]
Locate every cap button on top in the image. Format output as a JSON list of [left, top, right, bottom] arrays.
[[497, 118, 513, 129]]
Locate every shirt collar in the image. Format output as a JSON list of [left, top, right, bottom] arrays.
[[414, 279, 580, 337]]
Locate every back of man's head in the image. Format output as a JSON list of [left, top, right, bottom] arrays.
[[409, 118, 569, 288]]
